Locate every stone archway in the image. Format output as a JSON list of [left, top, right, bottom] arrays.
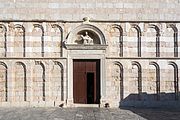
[[66, 23, 107, 106]]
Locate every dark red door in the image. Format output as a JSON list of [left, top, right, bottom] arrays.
[[73, 60, 100, 104]]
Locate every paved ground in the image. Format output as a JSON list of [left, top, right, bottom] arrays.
[[0, 107, 179, 120]]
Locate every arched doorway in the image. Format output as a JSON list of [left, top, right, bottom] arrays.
[[66, 23, 107, 106]]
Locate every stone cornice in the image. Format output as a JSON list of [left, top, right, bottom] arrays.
[[0, 20, 180, 23]]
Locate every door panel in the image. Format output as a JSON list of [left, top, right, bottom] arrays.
[[73, 72, 86, 103], [73, 60, 100, 104], [73, 61, 86, 103]]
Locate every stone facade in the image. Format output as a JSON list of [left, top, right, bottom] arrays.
[[1, 0, 180, 21], [0, 1, 180, 107]]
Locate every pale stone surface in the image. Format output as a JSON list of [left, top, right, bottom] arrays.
[[0, 0, 180, 21], [0, 21, 179, 107]]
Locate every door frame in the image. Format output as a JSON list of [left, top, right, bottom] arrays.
[[66, 52, 106, 106]]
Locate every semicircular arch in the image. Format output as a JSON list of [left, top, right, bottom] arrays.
[[66, 24, 106, 45]]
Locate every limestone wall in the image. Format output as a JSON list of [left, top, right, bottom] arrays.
[[1, 22, 180, 58], [0, 59, 67, 107], [0, 21, 179, 107], [0, 0, 180, 21], [106, 59, 180, 107]]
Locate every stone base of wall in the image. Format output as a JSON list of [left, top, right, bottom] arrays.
[[0, 101, 65, 107]]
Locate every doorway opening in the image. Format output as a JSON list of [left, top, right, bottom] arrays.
[[87, 72, 94, 104]]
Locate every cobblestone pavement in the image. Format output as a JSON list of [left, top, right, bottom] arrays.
[[0, 107, 179, 120]]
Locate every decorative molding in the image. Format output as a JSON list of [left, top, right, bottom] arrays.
[[65, 44, 108, 50]]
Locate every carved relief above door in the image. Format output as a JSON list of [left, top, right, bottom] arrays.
[[65, 24, 107, 50]]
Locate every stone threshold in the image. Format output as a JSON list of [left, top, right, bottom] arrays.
[[73, 104, 100, 108]]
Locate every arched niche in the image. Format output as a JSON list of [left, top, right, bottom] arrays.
[[52, 61, 64, 101], [112, 61, 124, 101], [66, 24, 107, 50], [14, 62, 26, 102], [34, 61, 45, 101], [0, 62, 7, 102]]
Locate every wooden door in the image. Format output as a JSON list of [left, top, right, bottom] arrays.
[[73, 60, 100, 104]]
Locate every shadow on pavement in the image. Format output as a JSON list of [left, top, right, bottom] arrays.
[[120, 107, 180, 120], [119, 92, 180, 120]]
